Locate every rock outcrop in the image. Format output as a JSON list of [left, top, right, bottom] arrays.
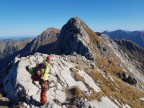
[[99, 34, 144, 89], [117, 72, 137, 85], [2, 53, 135, 108], [56, 17, 96, 60]]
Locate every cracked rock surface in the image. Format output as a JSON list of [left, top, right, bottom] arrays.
[[2, 53, 120, 108]]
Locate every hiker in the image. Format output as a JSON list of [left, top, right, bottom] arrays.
[[30, 56, 51, 105]]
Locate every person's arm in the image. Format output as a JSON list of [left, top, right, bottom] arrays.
[[34, 67, 42, 79]]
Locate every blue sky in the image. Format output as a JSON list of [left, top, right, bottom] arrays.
[[0, 0, 144, 37]]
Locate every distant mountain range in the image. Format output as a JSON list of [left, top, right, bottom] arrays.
[[0, 39, 32, 69], [103, 30, 144, 48]]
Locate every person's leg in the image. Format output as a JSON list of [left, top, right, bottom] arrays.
[[31, 75, 41, 88], [41, 89, 47, 105], [31, 75, 41, 81], [40, 81, 48, 105]]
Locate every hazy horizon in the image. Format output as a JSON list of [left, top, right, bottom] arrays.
[[1, 29, 144, 40], [0, 35, 36, 40]]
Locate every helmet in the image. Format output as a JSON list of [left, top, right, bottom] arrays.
[[46, 56, 52, 60]]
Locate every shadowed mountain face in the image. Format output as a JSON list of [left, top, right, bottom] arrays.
[[114, 39, 144, 74], [103, 30, 144, 48], [56, 17, 99, 60], [114, 39, 144, 61]]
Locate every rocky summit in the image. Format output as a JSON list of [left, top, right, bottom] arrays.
[[0, 17, 144, 108], [56, 17, 93, 59]]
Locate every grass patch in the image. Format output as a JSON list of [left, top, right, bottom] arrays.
[[95, 52, 130, 76], [107, 62, 123, 74], [88, 68, 144, 108], [79, 19, 100, 44], [69, 55, 144, 107]]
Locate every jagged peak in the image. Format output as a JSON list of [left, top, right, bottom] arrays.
[[55, 17, 102, 60], [65, 17, 90, 31], [70, 17, 81, 21], [67, 17, 100, 41], [68, 17, 83, 24], [56, 17, 94, 59]]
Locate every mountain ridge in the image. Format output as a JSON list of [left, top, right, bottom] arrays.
[[114, 39, 144, 75], [0, 17, 144, 108]]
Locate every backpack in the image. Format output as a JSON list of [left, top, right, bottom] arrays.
[[34, 63, 47, 77], [27, 63, 46, 76]]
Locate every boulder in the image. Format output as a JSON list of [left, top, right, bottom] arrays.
[[117, 72, 137, 85]]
